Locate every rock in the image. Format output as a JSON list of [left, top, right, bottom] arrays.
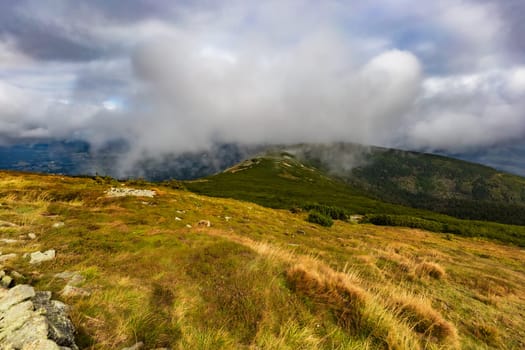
[[54, 272, 84, 286], [52, 222, 65, 229], [11, 270, 24, 279], [0, 220, 18, 227], [105, 187, 156, 198], [0, 238, 19, 244], [28, 233, 37, 240], [0, 284, 35, 312], [0, 253, 18, 263], [0, 286, 79, 349], [122, 342, 144, 350], [22, 339, 62, 350], [32, 292, 78, 349], [185, 224, 192, 228], [175, 217, 182, 221], [1, 275, 14, 288], [61, 285, 91, 297], [29, 250, 56, 264], [197, 220, 211, 227], [224, 216, 232, 221]]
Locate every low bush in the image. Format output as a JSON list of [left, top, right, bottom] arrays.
[[307, 210, 333, 227]]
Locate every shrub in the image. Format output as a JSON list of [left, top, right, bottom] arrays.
[[307, 210, 333, 227], [303, 204, 347, 220]]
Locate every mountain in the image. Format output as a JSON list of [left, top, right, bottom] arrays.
[[186, 146, 525, 246], [285, 143, 525, 225], [0, 170, 524, 349]]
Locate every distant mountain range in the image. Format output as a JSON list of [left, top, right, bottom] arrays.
[[0, 139, 524, 179]]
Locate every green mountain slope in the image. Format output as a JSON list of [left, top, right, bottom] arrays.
[[289, 143, 525, 225], [185, 151, 525, 246]]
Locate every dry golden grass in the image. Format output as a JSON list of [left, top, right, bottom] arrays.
[[0, 171, 524, 349]]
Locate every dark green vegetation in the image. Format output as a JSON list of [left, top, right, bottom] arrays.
[[307, 211, 333, 227], [292, 143, 525, 225], [186, 152, 525, 247]]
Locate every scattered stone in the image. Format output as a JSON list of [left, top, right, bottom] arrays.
[[296, 230, 306, 235], [0, 270, 4, 278], [0, 253, 18, 263], [11, 270, 24, 279], [0, 238, 19, 244], [185, 224, 192, 228], [54, 272, 85, 286], [224, 216, 232, 221], [52, 222, 65, 229], [28, 233, 37, 240], [175, 217, 182, 221], [122, 342, 144, 350], [1, 275, 13, 288], [197, 220, 211, 227], [29, 250, 56, 264], [0, 220, 18, 228], [105, 187, 156, 198], [176, 210, 185, 214], [61, 285, 91, 297]]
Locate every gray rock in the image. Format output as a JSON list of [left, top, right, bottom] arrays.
[[122, 342, 144, 350], [0, 253, 18, 263], [54, 272, 85, 286], [0, 220, 18, 227], [29, 250, 56, 264], [28, 233, 37, 240], [32, 292, 78, 349], [61, 285, 90, 297], [11, 270, 24, 279], [0, 284, 35, 312], [0, 238, 19, 244], [52, 222, 65, 229], [1, 275, 14, 288], [22, 339, 62, 350], [106, 187, 156, 198], [197, 220, 211, 227]]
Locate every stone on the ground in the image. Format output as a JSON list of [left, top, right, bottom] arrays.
[[122, 342, 144, 350], [197, 220, 211, 227], [0, 238, 19, 244], [1, 275, 13, 288], [106, 187, 156, 198], [0, 253, 18, 263], [0, 285, 79, 349], [55, 272, 84, 286], [29, 250, 56, 264], [28, 233, 37, 240], [0, 220, 18, 227], [52, 222, 65, 229], [61, 285, 91, 297], [0, 284, 35, 312]]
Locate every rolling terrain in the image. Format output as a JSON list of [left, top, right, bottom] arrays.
[[0, 170, 524, 349]]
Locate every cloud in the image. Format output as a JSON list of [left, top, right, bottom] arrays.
[[0, 0, 524, 170], [405, 68, 525, 151]]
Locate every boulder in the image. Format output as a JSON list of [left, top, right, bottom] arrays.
[[0, 285, 79, 350]]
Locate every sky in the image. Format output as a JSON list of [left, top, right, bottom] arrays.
[[0, 0, 524, 167]]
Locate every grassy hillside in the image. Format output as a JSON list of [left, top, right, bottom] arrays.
[[186, 154, 525, 247], [288, 143, 525, 225], [1, 170, 524, 349]]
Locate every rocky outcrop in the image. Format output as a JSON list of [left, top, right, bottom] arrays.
[[0, 285, 79, 350], [105, 187, 156, 198]]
